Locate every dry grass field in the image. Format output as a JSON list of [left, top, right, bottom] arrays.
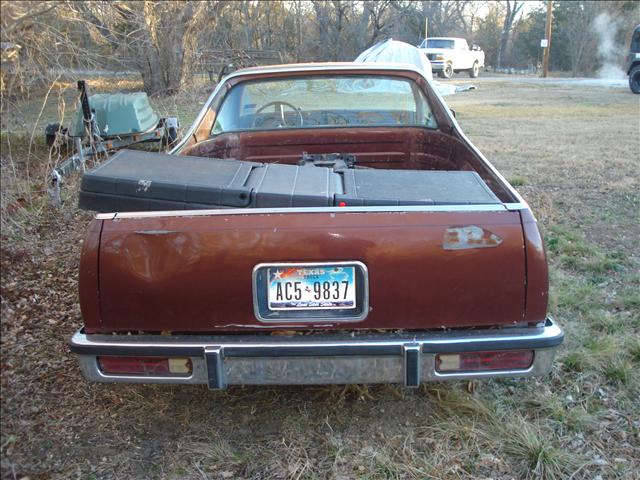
[[1, 76, 639, 479]]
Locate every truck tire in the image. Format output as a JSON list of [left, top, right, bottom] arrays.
[[439, 63, 454, 79], [630, 64, 640, 94], [469, 61, 480, 78]]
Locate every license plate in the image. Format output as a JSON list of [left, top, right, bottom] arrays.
[[267, 266, 356, 311], [253, 261, 368, 322]]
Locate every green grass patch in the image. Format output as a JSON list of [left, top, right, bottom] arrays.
[[499, 417, 576, 480], [583, 334, 616, 354], [546, 226, 596, 257], [508, 176, 527, 186], [538, 396, 591, 432], [601, 358, 633, 385], [549, 271, 605, 316], [619, 289, 640, 310], [547, 226, 628, 274], [560, 350, 588, 373], [628, 339, 640, 362], [576, 333, 635, 384], [586, 311, 625, 334]]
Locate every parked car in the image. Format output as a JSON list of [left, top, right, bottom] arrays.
[[70, 63, 563, 389], [627, 25, 640, 94], [418, 37, 485, 79]]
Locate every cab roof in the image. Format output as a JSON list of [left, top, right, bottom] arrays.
[[231, 62, 424, 76]]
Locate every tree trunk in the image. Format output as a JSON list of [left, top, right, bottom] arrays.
[[140, 52, 166, 95], [497, 1, 523, 69]]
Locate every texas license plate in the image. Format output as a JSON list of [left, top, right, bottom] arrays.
[[267, 266, 357, 310]]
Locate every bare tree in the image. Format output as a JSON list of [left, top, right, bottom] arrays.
[[68, 1, 218, 94], [388, 1, 475, 45], [496, 0, 524, 69], [12, 0, 631, 99], [364, 1, 393, 46], [557, 1, 603, 76], [1, 1, 68, 96]]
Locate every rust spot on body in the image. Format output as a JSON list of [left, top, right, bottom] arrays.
[[443, 225, 503, 250]]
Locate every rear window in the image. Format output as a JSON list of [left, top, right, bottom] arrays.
[[211, 75, 436, 135]]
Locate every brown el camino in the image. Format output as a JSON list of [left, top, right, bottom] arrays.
[[69, 63, 563, 389]]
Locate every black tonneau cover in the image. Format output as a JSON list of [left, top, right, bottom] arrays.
[[78, 150, 500, 212]]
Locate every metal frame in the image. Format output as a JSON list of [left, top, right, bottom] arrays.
[[252, 261, 370, 323], [71, 319, 563, 390]]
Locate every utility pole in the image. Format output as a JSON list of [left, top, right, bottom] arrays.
[[541, 0, 553, 77]]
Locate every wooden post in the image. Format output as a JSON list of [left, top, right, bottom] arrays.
[[541, 0, 553, 78]]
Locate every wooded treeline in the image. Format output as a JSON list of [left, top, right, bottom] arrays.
[[2, 1, 638, 96]]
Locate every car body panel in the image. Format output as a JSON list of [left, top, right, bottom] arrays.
[[88, 209, 526, 333]]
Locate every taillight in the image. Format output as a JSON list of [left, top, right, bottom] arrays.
[[97, 356, 192, 376], [435, 350, 534, 373]]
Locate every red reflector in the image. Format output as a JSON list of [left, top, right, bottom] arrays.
[[435, 350, 534, 372], [338, 201, 347, 207], [98, 356, 192, 376]]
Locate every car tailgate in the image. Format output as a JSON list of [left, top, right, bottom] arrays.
[[92, 208, 525, 332]]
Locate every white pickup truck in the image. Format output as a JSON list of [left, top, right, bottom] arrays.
[[418, 37, 485, 79]]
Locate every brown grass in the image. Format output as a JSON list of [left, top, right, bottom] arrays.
[[1, 77, 639, 479]]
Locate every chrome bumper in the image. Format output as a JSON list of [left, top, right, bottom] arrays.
[[69, 319, 563, 389]]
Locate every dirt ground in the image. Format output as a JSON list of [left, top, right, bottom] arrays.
[[1, 76, 639, 479]]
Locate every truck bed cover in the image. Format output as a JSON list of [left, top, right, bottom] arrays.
[[78, 149, 500, 212]]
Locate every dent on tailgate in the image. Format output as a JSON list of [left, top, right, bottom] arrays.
[[96, 210, 526, 333]]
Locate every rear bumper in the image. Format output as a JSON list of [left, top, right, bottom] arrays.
[[69, 319, 563, 389]]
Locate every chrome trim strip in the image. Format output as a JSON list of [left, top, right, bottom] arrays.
[[94, 203, 522, 221], [251, 261, 370, 323]]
